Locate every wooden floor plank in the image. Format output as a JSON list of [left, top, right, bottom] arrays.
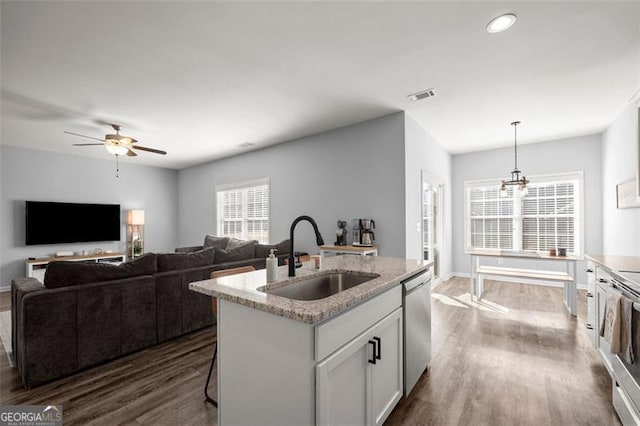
[[0, 279, 621, 425]]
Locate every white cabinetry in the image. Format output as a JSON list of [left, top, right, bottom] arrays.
[[586, 261, 597, 344], [316, 308, 403, 426], [26, 252, 126, 281], [217, 285, 403, 425], [595, 267, 615, 373]]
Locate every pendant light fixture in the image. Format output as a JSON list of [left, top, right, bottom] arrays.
[[500, 121, 529, 197]]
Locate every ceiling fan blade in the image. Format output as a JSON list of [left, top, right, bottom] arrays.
[[63, 131, 105, 142], [72, 143, 104, 146], [127, 149, 138, 157], [132, 145, 167, 155]]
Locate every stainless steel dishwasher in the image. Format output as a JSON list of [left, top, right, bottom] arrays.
[[403, 269, 432, 396]]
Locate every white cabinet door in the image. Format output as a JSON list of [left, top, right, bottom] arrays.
[[595, 280, 613, 373], [371, 308, 403, 426], [586, 261, 596, 345], [316, 328, 373, 426], [316, 308, 404, 426]]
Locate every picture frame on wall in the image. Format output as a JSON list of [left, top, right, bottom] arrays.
[[617, 178, 640, 209]]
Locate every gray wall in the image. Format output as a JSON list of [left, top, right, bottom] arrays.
[[178, 113, 407, 257], [602, 103, 640, 256], [452, 134, 603, 287], [404, 113, 453, 279], [0, 145, 179, 289]]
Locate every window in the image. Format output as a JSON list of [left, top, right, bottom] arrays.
[[216, 179, 269, 243], [465, 172, 583, 256]]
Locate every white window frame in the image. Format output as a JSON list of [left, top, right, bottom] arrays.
[[464, 171, 584, 257], [216, 178, 270, 243]]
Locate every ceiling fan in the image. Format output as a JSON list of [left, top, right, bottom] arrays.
[[64, 124, 167, 157]]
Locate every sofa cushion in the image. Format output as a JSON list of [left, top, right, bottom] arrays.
[[157, 247, 215, 272], [226, 238, 258, 250], [203, 235, 229, 250], [214, 244, 256, 264], [44, 253, 158, 289], [255, 239, 291, 259], [120, 253, 158, 276]]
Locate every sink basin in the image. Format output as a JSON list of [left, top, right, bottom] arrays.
[[261, 271, 379, 301]]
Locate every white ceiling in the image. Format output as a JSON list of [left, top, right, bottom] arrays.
[[1, 1, 639, 170]]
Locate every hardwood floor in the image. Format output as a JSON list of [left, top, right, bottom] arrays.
[[0, 279, 621, 425], [386, 277, 620, 426]]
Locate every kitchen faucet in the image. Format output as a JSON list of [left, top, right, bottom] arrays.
[[289, 215, 325, 277]]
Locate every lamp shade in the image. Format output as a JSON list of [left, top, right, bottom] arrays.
[[128, 209, 145, 225]]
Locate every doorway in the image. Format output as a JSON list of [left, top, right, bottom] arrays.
[[421, 171, 443, 282]]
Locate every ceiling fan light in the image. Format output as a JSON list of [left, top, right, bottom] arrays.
[[106, 143, 129, 156]]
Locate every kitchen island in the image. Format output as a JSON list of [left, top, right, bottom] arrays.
[[190, 255, 431, 425]]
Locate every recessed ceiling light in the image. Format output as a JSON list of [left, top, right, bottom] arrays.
[[486, 13, 517, 33]]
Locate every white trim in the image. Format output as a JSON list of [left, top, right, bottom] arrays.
[[421, 170, 444, 282], [215, 177, 269, 192], [630, 87, 640, 106], [0, 286, 10, 293]]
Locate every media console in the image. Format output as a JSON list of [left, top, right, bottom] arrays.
[[26, 252, 126, 282]]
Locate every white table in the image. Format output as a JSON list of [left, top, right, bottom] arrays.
[[319, 245, 379, 257], [469, 250, 579, 316]]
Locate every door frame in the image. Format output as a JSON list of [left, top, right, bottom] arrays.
[[420, 169, 444, 285]]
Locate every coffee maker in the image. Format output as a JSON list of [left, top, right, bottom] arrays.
[[352, 218, 375, 246]]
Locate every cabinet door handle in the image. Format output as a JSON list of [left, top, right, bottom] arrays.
[[598, 278, 608, 283], [586, 292, 594, 298], [586, 323, 594, 330], [373, 336, 381, 360], [586, 269, 593, 273], [368, 340, 377, 365]]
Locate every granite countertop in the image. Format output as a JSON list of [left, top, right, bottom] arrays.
[[586, 254, 640, 273], [189, 255, 431, 324]]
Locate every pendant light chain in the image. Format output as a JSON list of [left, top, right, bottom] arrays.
[[513, 121, 518, 171]]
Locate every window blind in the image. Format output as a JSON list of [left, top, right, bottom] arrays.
[[468, 185, 514, 250], [465, 172, 582, 255], [217, 179, 269, 243]]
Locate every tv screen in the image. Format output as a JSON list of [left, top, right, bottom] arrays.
[[26, 201, 121, 245]]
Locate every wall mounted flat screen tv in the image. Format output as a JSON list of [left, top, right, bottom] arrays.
[[26, 201, 121, 245]]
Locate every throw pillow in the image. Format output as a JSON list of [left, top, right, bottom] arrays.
[[157, 247, 216, 272], [225, 238, 258, 250], [214, 244, 256, 264], [255, 239, 291, 258], [119, 252, 158, 276], [203, 235, 229, 250], [44, 253, 159, 289]]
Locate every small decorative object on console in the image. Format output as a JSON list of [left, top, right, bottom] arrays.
[[335, 220, 348, 246]]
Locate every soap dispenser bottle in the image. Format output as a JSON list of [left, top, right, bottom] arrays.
[[266, 249, 278, 282]]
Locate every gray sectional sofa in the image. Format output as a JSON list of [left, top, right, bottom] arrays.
[[11, 236, 290, 387]]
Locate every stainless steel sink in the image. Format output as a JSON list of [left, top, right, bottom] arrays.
[[261, 271, 379, 301]]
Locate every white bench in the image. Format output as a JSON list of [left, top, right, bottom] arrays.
[[474, 265, 574, 299]]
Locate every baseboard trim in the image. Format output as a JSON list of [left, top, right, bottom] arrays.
[[0, 286, 10, 293], [450, 272, 586, 290]]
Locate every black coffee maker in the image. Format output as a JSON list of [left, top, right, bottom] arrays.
[[352, 218, 375, 246], [359, 218, 375, 246]]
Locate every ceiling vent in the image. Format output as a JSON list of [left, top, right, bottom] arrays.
[[239, 142, 255, 148], [407, 88, 436, 102]]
